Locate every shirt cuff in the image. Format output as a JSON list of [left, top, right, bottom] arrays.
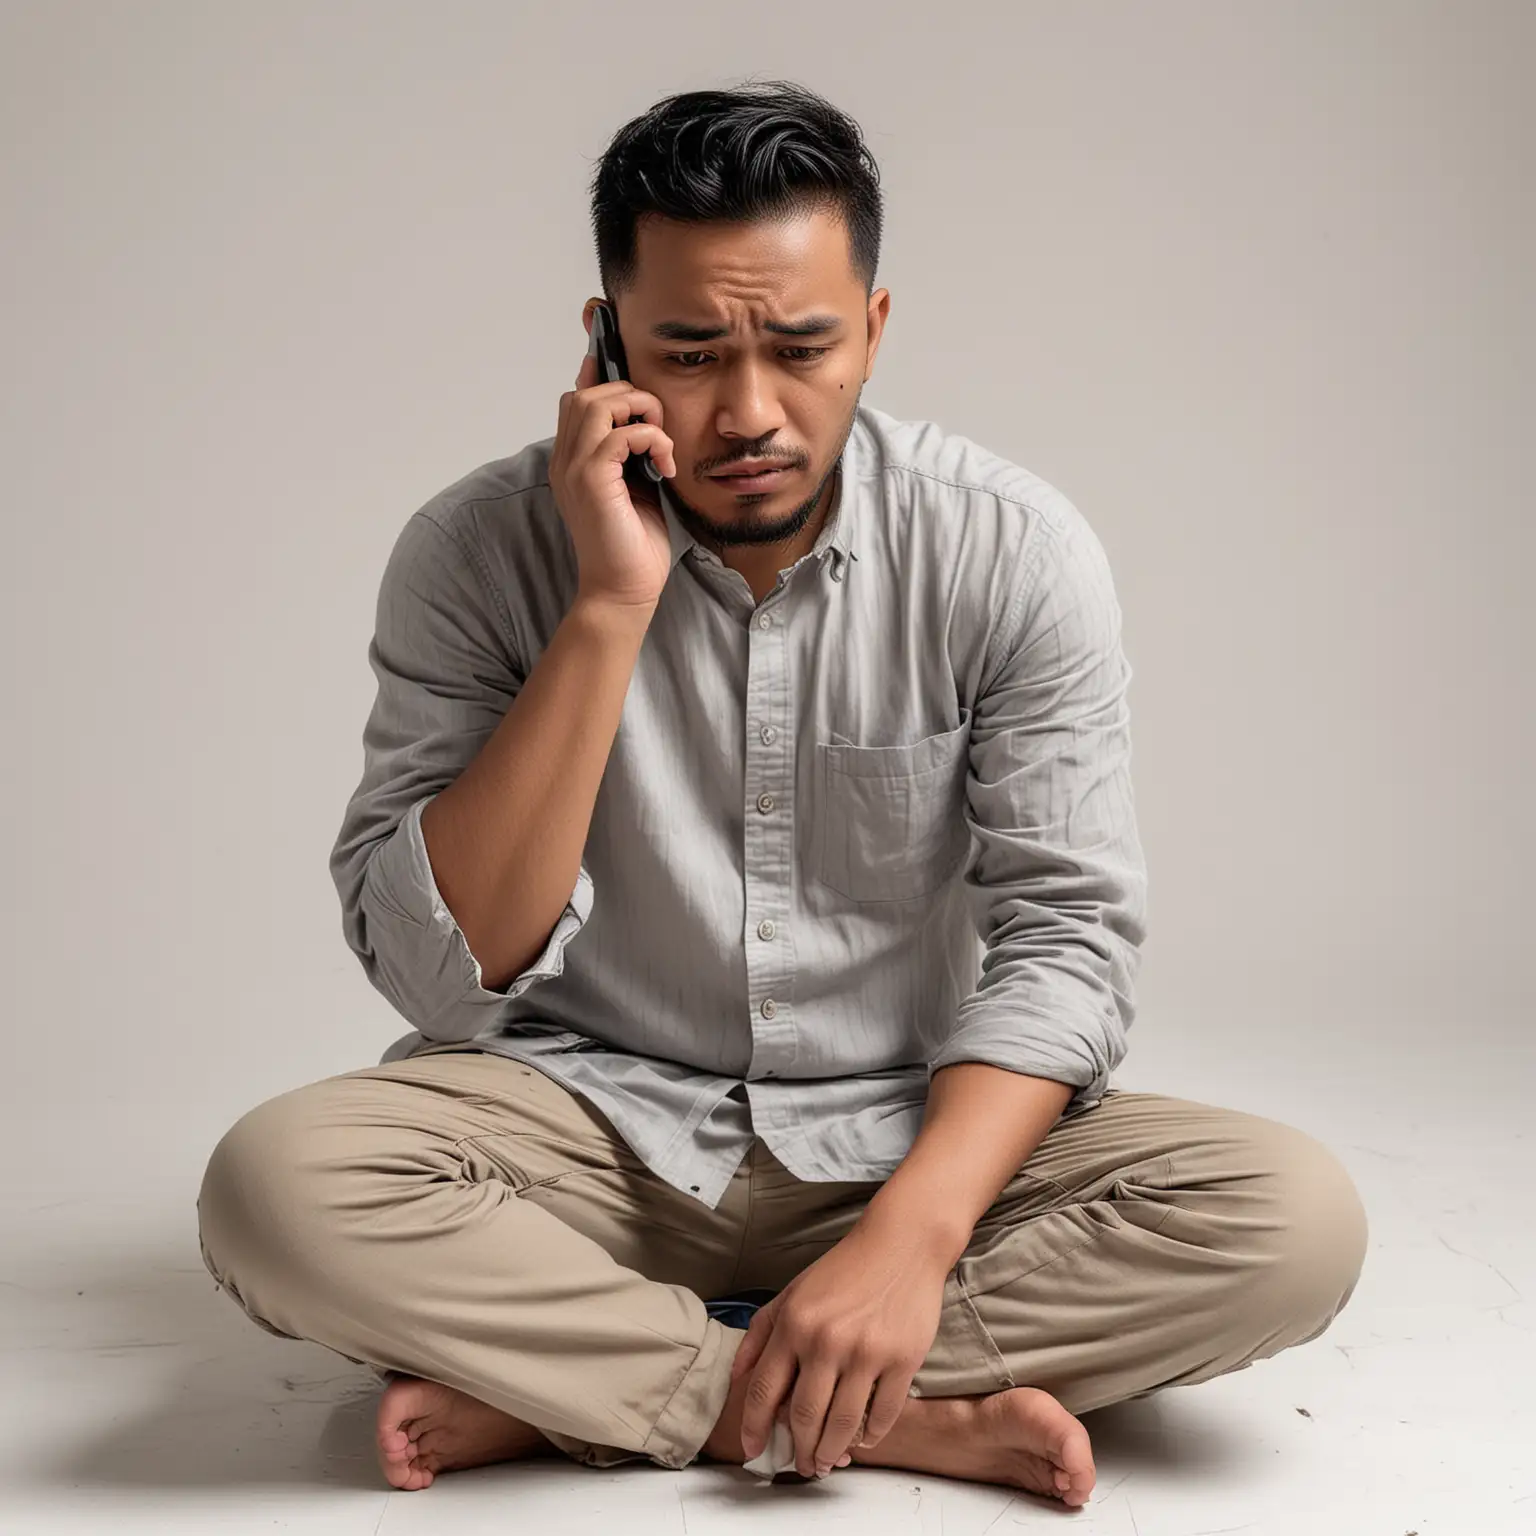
[[363, 794, 593, 1027], [926, 1007, 1120, 1113]]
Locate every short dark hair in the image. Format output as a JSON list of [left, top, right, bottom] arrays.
[[588, 79, 883, 304]]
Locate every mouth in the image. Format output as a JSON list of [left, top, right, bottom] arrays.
[[711, 465, 797, 493]]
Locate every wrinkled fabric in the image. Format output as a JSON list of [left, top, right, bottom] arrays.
[[329, 402, 1148, 1209], [198, 1053, 1368, 1473]]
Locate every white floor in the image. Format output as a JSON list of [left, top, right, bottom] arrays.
[[5, 1012, 1530, 1535]]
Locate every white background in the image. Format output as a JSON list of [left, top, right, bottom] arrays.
[[2, 2, 1530, 1532]]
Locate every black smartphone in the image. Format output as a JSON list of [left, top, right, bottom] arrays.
[[588, 300, 667, 494]]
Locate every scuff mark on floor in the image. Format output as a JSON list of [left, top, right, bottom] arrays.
[[979, 1492, 1020, 1534], [1435, 1230, 1522, 1304]]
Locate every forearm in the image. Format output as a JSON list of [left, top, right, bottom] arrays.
[[857, 1062, 1074, 1268], [419, 595, 653, 990]]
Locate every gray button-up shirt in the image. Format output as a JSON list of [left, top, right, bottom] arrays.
[[329, 402, 1148, 1208]]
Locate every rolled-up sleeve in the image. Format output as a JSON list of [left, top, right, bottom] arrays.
[[930, 497, 1149, 1111], [329, 509, 593, 1043]]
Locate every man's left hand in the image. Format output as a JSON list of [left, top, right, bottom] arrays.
[[730, 1218, 950, 1478]]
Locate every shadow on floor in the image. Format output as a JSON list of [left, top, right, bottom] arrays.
[[30, 1233, 1254, 1497]]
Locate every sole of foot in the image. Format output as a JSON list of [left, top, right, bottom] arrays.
[[855, 1386, 1096, 1507], [969, 1386, 1096, 1507]]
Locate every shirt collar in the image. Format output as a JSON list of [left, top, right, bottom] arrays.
[[658, 413, 861, 576]]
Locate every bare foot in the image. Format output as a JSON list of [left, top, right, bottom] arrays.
[[375, 1374, 553, 1490], [853, 1387, 1096, 1507]]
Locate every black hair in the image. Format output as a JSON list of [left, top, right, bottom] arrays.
[[588, 79, 883, 303]]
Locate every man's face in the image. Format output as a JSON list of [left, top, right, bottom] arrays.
[[593, 205, 888, 550]]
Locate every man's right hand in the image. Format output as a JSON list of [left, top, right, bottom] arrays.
[[551, 340, 678, 614]]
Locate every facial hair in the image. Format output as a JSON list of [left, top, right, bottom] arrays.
[[662, 386, 862, 550]]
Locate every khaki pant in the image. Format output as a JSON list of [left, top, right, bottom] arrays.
[[195, 1045, 1368, 1471]]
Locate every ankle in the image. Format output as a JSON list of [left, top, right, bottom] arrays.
[[848, 1394, 980, 1465], [701, 1374, 751, 1464]]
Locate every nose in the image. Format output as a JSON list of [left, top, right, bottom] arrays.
[[714, 357, 787, 442]]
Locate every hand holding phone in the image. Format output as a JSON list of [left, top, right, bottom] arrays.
[[550, 302, 678, 613], [590, 302, 668, 494]]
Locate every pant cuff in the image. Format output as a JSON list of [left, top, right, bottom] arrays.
[[543, 1316, 744, 1471], [643, 1315, 743, 1468]]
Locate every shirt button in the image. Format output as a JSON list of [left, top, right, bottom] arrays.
[[758, 613, 773, 630], [760, 725, 777, 745], [760, 998, 777, 1019], [757, 918, 776, 940], [756, 792, 775, 814]]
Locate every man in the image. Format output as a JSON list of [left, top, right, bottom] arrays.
[[196, 81, 1367, 1506]]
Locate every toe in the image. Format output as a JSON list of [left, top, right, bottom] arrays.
[[1061, 1423, 1094, 1474], [377, 1427, 416, 1486], [400, 1454, 436, 1492], [1048, 1412, 1094, 1504], [1065, 1458, 1096, 1507]]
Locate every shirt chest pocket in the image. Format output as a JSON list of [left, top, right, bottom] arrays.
[[812, 708, 973, 903]]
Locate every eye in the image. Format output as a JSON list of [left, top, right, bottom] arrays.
[[664, 347, 833, 368]]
